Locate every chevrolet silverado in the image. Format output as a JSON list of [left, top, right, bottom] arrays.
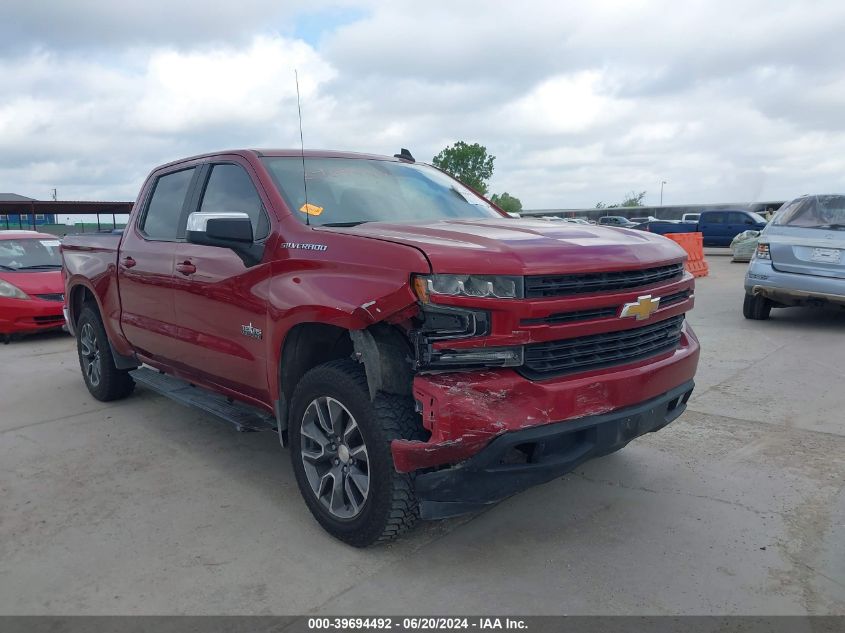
[[62, 149, 700, 546]]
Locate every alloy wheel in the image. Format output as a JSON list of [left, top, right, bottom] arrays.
[[300, 396, 370, 519], [79, 322, 102, 387]]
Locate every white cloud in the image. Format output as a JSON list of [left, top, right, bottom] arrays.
[[133, 37, 335, 132], [500, 72, 631, 136], [2, 0, 845, 209]]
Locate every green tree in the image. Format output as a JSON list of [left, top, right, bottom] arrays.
[[490, 192, 522, 214], [619, 190, 647, 207], [595, 190, 647, 209], [432, 141, 495, 194]]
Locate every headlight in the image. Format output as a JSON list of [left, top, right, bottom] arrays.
[[0, 279, 29, 299], [755, 243, 771, 260], [412, 274, 524, 302]]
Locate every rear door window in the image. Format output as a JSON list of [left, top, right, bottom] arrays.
[[199, 164, 269, 240], [703, 212, 724, 224], [140, 168, 196, 240]]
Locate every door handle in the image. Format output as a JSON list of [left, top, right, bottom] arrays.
[[176, 261, 196, 276], [121, 256, 136, 269]]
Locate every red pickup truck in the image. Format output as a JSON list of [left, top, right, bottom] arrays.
[[62, 149, 700, 546]]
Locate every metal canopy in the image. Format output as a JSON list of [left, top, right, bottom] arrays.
[[0, 200, 133, 231]]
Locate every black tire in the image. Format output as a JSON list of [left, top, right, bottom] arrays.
[[743, 293, 772, 320], [289, 359, 424, 547], [76, 303, 135, 401]]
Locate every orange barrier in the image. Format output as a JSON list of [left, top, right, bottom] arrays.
[[664, 232, 709, 278]]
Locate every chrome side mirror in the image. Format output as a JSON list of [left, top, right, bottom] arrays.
[[186, 212, 253, 242], [186, 211, 263, 267]]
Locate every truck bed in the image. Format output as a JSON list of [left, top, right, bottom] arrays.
[[640, 221, 699, 236], [62, 231, 123, 253], [61, 231, 124, 343], [62, 232, 122, 274]]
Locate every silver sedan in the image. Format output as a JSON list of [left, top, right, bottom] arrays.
[[744, 194, 845, 319]]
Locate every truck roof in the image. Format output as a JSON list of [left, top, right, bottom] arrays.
[[156, 149, 407, 171]]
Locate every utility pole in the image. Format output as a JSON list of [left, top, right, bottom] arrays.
[[659, 180, 667, 206], [51, 188, 57, 201]]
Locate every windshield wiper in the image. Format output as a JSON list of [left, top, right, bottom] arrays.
[[815, 223, 845, 230], [0, 264, 17, 271], [320, 221, 368, 227], [17, 264, 62, 269]]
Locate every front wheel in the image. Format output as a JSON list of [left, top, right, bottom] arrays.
[[289, 359, 423, 547], [76, 304, 135, 401]]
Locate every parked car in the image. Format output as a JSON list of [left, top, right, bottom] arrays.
[[636, 209, 768, 246], [598, 215, 638, 227], [681, 213, 701, 223], [62, 149, 700, 546], [630, 216, 659, 224], [0, 230, 65, 341], [743, 194, 845, 319]]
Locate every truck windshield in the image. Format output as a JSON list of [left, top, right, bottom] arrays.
[[261, 157, 503, 226], [0, 238, 62, 271], [773, 195, 845, 229]]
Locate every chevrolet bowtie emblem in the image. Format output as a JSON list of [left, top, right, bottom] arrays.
[[620, 295, 661, 320]]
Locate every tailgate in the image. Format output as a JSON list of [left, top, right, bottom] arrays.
[[770, 229, 845, 279]]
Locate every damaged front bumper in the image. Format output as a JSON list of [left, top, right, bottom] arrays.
[[393, 321, 699, 472], [415, 379, 694, 519], [389, 320, 700, 518]]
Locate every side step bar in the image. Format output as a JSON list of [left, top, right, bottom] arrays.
[[131, 367, 277, 433]]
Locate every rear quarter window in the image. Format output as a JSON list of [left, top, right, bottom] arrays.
[[140, 168, 196, 240]]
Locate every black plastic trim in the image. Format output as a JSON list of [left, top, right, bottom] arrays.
[[525, 263, 684, 298], [415, 380, 695, 519]]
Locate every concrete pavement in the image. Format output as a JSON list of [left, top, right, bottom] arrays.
[[1, 257, 843, 614]]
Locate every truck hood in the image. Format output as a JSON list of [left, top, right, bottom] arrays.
[[320, 218, 686, 275]]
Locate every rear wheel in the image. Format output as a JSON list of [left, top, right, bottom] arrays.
[[76, 304, 135, 401], [743, 293, 772, 320], [289, 359, 423, 547]]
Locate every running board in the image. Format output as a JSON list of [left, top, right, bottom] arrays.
[[131, 367, 277, 433]]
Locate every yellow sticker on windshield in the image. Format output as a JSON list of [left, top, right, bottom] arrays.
[[299, 203, 324, 216]]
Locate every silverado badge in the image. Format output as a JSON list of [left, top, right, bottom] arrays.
[[241, 323, 263, 340], [620, 295, 661, 320]]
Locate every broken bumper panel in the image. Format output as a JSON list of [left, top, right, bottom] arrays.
[[393, 321, 699, 473], [415, 380, 694, 520]]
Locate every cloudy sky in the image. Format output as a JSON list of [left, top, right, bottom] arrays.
[[2, 0, 844, 209]]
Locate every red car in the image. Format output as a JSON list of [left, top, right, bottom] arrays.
[[0, 230, 66, 341]]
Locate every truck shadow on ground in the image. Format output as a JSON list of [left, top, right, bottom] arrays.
[[127, 384, 653, 550]]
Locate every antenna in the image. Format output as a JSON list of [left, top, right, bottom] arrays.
[[295, 69, 309, 226]]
